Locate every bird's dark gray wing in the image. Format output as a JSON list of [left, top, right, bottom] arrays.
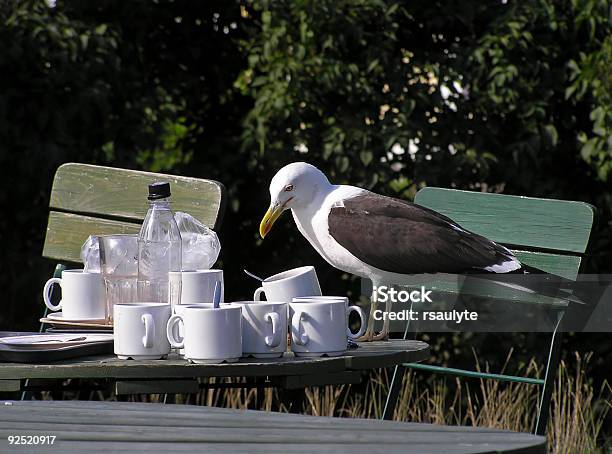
[[328, 193, 516, 274]]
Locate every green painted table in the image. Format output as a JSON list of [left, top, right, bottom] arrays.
[[0, 340, 429, 395], [0, 400, 546, 453]]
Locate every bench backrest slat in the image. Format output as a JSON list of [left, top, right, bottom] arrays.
[[376, 187, 596, 334], [49, 163, 225, 226], [42, 163, 226, 263], [512, 251, 581, 280], [44, 212, 141, 263], [414, 187, 595, 255]]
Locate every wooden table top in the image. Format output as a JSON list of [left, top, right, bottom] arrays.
[[0, 400, 546, 453], [0, 340, 429, 381]]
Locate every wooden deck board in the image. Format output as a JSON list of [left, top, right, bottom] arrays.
[[0, 400, 546, 453]]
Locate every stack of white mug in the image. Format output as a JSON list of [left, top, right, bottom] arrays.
[[168, 266, 366, 363], [251, 266, 366, 358], [44, 266, 366, 363], [120, 266, 367, 363], [114, 269, 229, 362]]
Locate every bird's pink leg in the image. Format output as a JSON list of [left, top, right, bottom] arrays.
[[357, 298, 377, 342], [372, 300, 392, 341]]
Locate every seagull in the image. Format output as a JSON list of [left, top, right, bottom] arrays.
[[259, 162, 579, 341]]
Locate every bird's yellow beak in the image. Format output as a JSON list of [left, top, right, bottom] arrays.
[[259, 204, 283, 239]]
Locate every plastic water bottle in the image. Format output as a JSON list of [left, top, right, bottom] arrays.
[[137, 182, 182, 303]]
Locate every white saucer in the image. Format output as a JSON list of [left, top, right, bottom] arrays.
[[47, 312, 106, 323], [0, 333, 113, 349]]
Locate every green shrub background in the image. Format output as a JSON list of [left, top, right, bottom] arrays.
[[1, 0, 610, 423]]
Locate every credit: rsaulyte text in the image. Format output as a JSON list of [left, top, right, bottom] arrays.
[[373, 309, 478, 324]]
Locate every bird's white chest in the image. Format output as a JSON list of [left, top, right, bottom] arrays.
[[291, 187, 373, 278]]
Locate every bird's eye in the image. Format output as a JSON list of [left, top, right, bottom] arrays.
[[284, 184, 294, 192]]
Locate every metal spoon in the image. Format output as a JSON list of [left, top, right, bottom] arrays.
[[213, 280, 222, 308], [243, 269, 265, 282]]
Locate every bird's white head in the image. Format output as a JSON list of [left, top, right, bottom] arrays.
[[260, 162, 331, 238]]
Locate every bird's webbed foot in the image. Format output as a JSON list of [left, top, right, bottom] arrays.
[[357, 330, 389, 342], [357, 330, 374, 342], [372, 330, 389, 341]]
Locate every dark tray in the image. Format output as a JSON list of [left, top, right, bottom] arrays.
[[0, 331, 113, 363]]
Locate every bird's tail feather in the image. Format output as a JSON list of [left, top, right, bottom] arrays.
[[474, 265, 586, 305]]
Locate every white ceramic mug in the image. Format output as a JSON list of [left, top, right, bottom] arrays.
[[172, 303, 213, 357], [230, 301, 287, 358], [42, 269, 105, 320], [289, 300, 366, 357], [170, 269, 224, 305], [292, 296, 366, 339], [253, 266, 321, 303], [166, 305, 242, 364], [114, 303, 172, 360]]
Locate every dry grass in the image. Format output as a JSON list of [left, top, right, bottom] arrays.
[[343, 352, 609, 453], [548, 353, 610, 454], [220, 352, 610, 453]]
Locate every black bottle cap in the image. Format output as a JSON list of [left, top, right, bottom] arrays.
[[148, 182, 171, 200]]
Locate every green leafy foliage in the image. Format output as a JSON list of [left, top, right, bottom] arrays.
[[1, 0, 611, 398], [0, 0, 248, 329], [237, 0, 611, 273]]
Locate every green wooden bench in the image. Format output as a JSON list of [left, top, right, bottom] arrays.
[[381, 187, 596, 436], [38, 162, 226, 330], [26, 162, 225, 397]]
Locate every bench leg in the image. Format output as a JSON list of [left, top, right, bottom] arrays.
[[383, 365, 405, 420], [22, 264, 66, 402], [535, 312, 564, 436], [279, 387, 305, 413], [383, 300, 416, 420], [163, 393, 177, 404]]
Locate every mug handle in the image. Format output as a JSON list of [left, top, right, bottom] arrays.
[[347, 305, 367, 339], [141, 314, 155, 348], [291, 311, 309, 346], [253, 287, 265, 301], [264, 312, 281, 347], [42, 277, 63, 311], [171, 315, 184, 345], [166, 314, 184, 349]]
